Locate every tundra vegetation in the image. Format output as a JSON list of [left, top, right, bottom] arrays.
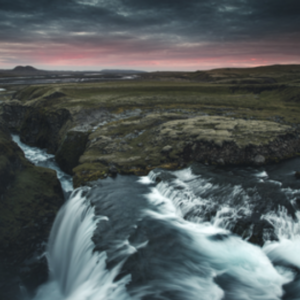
[[1, 65, 300, 186], [1, 64, 300, 298]]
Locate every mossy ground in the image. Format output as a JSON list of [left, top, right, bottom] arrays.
[[3, 65, 300, 186], [12, 78, 300, 124], [70, 113, 293, 186], [0, 166, 63, 252]]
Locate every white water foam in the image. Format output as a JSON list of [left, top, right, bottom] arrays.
[[263, 208, 300, 283], [33, 188, 132, 300], [146, 168, 253, 229], [140, 169, 293, 300], [255, 170, 268, 178], [12, 135, 73, 195], [143, 184, 287, 300]]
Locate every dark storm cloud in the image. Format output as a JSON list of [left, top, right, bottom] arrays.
[[0, 0, 299, 44], [0, 0, 299, 70]]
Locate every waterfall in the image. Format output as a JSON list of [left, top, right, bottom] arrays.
[[33, 188, 131, 300], [13, 134, 300, 300], [13, 135, 131, 300]]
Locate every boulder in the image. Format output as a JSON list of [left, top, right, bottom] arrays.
[[253, 154, 266, 165], [161, 145, 173, 153], [295, 171, 300, 179]]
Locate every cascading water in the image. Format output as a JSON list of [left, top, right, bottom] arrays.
[[12, 135, 73, 198], [13, 135, 132, 300], [13, 134, 300, 300], [133, 172, 285, 300], [33, 188, 132, 300]]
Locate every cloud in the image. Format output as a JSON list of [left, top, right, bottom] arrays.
[[0, 0, 299, 69]]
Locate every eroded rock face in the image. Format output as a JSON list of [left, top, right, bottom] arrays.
[[2, 92, 300, 188], [1, 100, 72, 153], [73, 114, 300, 186], [19, 108, 72, 153], [55, 130, 90, 174], [0, 121, 64, 299], [0, 100, 32, 130]]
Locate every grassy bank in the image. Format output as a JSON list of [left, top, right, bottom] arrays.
[[13, 79, 300, 124]]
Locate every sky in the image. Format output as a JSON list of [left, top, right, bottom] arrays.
[[0, 0, 300, 71]]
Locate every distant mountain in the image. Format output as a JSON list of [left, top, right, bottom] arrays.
[[6, 65, 52, 76], [13, 65, 40, 73], [100, 69, 147, 74], [0, 65, 52, 77]]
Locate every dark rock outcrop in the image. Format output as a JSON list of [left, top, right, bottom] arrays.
[[55, 130, 89, 174], [20, 108, 72, 153], [1, 101, 72, 153], [1, 100, 32, 131], [0, 121, 64, 299], [73, 114, 300, 186], [295, 171, 300, 179]]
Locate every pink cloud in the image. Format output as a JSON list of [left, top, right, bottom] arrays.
[[0, 38, 299, 71]]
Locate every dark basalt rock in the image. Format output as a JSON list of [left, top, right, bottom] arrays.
[[55, 130, 89, 174], [1, 100, 32, 131], [295, 171, 300, 179], [20, 108, 72, 153], [108, 164, 118, 177], [19, 256, 49, 295], [0, 121, 64, 299], [1, 101, 72, 153]]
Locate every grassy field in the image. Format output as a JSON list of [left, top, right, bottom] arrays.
[[3, 65, 300, 185], [13, 76, 300, 125]]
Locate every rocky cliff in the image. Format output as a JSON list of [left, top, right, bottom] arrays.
[[0, 120, 64, 299]]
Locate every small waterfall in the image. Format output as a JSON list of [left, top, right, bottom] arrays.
[[33, 188, 131, 300], [12, 135, 132, 300], [12, 135, 73, 198]]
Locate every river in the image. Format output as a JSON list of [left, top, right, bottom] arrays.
[[13, 135, 300, 300], [0, 75, 136, 86]]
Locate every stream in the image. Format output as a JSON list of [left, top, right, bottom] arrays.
[[13, 135, 300, 300]]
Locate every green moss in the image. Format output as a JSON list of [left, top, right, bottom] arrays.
[[14, 86, 54, 102], [73, 162, 109, 187], [0, 165, 63, 251]]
